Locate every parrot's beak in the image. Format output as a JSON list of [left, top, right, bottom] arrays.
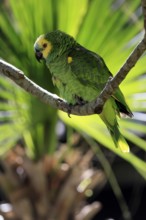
[[35, 50, 43, 62]]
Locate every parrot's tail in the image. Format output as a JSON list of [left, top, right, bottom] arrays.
[[108, 125, 129, 153], [99, 99, 130, 153]]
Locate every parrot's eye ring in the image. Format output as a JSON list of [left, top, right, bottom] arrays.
[[43, 43, 47, 48]]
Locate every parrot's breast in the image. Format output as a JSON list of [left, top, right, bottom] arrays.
[[47, 58, 101, 105]]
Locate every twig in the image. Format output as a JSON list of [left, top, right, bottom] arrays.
[[0, 1, 146, 116]]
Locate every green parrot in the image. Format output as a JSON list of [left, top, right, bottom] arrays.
[[34, 30, 133, 152]]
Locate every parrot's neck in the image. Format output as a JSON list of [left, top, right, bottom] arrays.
[[46, 53, 69, 79]]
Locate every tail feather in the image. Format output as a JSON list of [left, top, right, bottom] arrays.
[[108, 127, 130, 153], [99, 98, 130, 153]]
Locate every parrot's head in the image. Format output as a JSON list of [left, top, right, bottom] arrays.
[[34, 30, 76, 62]]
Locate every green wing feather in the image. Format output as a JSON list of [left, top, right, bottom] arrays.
[[68, 45, 111, 91]]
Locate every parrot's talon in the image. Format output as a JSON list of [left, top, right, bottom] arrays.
[[67, 104, 72, 118], [68, 113, 71, 118]]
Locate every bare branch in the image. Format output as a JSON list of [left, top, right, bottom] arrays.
[[142, 0, 146, 30], [0, 59, 71, 113]]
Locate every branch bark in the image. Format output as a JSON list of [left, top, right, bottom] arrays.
[[141, 0, 146, 30], [0, 0, 146, 116]]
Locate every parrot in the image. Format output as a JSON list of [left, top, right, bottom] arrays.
[[34, 30, 133, 152]]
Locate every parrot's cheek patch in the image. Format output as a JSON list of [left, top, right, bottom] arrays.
[[35, 51, 43, 62]]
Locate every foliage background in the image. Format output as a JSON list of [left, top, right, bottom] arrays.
[[0, 0, 146, 219]]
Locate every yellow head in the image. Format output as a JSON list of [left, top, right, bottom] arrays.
[[34, 34, 53, 62]]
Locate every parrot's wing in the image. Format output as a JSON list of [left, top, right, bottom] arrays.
[[113, 89, 133, 117], [68, 45, 112, 91], [68, 45, 132, 117]]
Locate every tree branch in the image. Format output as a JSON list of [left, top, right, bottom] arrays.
[[0, 0, 146, 116], [141, 0, 146, 30]]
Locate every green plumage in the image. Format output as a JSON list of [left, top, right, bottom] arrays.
[[34, 30, 133, 152]]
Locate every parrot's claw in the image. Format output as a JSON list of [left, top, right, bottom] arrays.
[[57, 98, 72, 118], [67, 104, 72, 118], [66, 96, 87, 118]]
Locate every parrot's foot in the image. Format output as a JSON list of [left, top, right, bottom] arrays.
[[74, 95, 87, 105], [57, 98, 72, 117], [67, 104, 73, 118], [57, 98, 72, 118], [66, 97, 87, 118]]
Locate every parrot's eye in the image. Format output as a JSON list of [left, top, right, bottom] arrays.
[[42, 43, 47, 48]]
